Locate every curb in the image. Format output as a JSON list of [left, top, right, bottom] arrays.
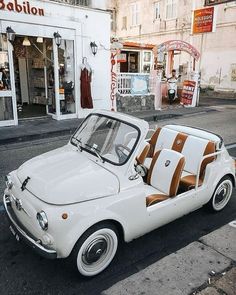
[[0, 128, 76, 146], [0, 107, 216, 146]]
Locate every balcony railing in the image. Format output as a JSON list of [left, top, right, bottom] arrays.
[[49, 0, 90, 7]]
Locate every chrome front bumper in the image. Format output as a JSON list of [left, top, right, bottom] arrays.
[[3, 194, 57, 259]]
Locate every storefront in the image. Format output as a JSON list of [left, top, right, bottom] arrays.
[[0, 0, 110, 126], [154, 40, 201, 107], [119, 42, 154, 74]]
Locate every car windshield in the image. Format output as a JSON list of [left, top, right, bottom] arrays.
[[71, 114, 140, 165]]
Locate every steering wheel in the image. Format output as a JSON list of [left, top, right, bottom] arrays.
[[115, 144, 131, 163]]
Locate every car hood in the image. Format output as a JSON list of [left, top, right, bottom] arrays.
[[17, 145, 119, 205]]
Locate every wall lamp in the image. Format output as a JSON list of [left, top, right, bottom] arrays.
[[90, 41, 98, 56], [6, 27, 16, 43], [54, 32, 62, 47]]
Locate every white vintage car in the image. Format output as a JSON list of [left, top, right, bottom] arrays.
[[3, 110, 236, 277]]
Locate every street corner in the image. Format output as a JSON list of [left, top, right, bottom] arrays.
[[199, 220, 236, 262]]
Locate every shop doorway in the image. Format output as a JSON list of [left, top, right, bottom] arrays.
[[120, 51, 139, 73], [12, 36, 56, 119]]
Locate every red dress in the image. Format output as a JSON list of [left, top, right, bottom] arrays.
[[80, 68, 93, 109]]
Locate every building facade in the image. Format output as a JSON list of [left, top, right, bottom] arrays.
[[0, 0, 111, 126], [111, 0, 236, 92]]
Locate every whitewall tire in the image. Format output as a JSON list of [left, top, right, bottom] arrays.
[[71, 223, 119, 277], [208, 176, 233, 212]]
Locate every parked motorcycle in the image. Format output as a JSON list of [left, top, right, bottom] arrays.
[[167, 74, 181, 105]]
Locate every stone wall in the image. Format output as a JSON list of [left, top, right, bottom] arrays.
[[116, 94, 155, 112]]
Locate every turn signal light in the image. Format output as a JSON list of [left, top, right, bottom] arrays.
[[62, 213, 68, 220]]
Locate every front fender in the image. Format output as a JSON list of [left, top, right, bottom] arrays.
[[203, 158, 235, 204], [53, 202, 127, 258]]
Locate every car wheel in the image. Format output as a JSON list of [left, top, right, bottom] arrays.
[[71, 222, 119, 277], [207, 176, 233, 212]]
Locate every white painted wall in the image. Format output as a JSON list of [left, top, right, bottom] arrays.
[[114, 0, 236, 92]]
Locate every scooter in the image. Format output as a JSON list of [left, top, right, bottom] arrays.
[[167, 75, 181, 105]]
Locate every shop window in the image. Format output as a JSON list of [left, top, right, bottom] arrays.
[[0, 97, 13, 121], [58, 40, 75, 115], [154, 2, 160, 20], [0, 36, 11, 91], [165, 0, 177, 20], [128, 52, 139, 73], [142, 51, 152, 73], [0, 35, 14, 122], [130, 2, 140, 26], [120, 51, 139, 73]]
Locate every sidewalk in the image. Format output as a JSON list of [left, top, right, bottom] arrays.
[[0, 105, 215, 146], [102, 221, 236, 295], [0, 96, 235, 146]]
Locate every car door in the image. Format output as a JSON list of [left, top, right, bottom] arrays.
[[145, 188, 199, 232]]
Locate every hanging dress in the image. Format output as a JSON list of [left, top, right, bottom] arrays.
[[80, 67, 93, 109]]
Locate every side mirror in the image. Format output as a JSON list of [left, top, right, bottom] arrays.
[[129, 164, 148, 180], [135, 164, 148, 177]]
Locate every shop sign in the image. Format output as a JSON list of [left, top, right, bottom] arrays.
[[110, 51, 117, 111], [131, 75, 149, 95], [0, 0, 44, 16], [180, 80, 196, 106], [205, 0, 236, 6], [117, 53, 126, 63], [192, 7, 215, 34], [157, 40, 200, 61]]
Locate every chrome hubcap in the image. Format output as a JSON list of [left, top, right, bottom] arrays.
[[213, 180, 232, 210], [83, 238, 107, 265], [215, 186, 227, 205]]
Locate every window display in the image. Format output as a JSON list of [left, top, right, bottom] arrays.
[[0, 34, 14, 122], [58, 40, 75, 114], [142, 51, 152, 73], [0, 97, 13, 120], [0, 35, 11, 90]]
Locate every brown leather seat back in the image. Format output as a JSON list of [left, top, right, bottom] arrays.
[[147, 149, 185, 198], [171, 132, 188, 153], [200, 141, 216, 177], [136, 143, 150, 165], [148, 127, 162, 157]]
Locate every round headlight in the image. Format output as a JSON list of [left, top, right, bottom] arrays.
[[36, 211, 48, 231], [5, 174, 13, 189]]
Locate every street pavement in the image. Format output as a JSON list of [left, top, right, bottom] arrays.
[[0, 102, 235, 294], [0, 96, 235, 146], [103, 222, 236, 295]]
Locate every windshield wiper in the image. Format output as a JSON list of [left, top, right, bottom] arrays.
[[72, 137, 83, 152], [84, 143, 104, 163]]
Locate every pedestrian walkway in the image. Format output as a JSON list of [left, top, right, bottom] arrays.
[[0, 106, 215, 146], [0, 96, 235, 146], [102, 221, 236, 295]]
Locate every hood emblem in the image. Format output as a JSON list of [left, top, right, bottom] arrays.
[[21, 176, 30, 191], [165, 160, 171, 167]]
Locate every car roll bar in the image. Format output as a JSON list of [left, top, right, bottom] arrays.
[[195, 150, 224, 189]]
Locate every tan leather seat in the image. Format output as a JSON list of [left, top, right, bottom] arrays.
[[180, 136, 215, 189], [145, 149, 185, 207], [136, 143, 150, 165], [145, 127, 187, 169]]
